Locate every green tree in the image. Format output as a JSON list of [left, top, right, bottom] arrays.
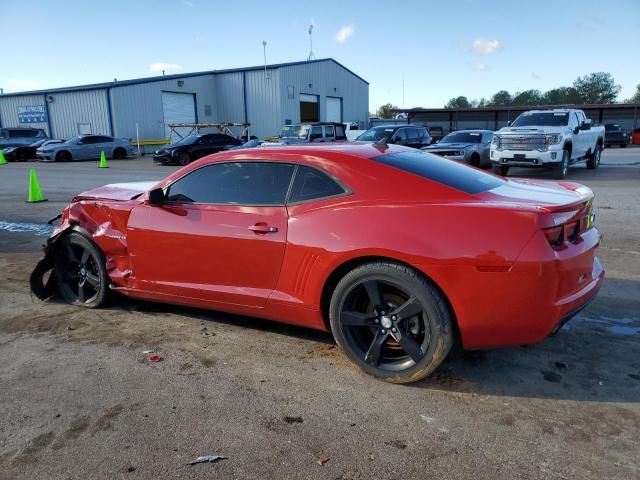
[[625, 84, 640, 104], [444, 96, 471, 109], [543, 87, 582, 105], [511, 89, 543, 106], [376, 103, 399, 118], [487, 90, 512, 106], [572, 72, 621, 104]]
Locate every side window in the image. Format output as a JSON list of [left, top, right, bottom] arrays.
[[324, 125, 335, 138], [81, 136, 98, 144], [335, 125, 346, 140], [406, 128, 419, 142], [310, 126, 323, 140], [482, 132, 493, 143], [392, 128, 407, 143], [288, 165, 346, 203], [166, 162, 295, 205], [98, 136, 113, 143], [568, 114, 579, 130]]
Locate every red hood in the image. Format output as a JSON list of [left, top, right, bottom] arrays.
[[75, 181, 158, 202]]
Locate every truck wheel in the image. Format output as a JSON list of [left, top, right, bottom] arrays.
[[554, 149, 570, 179], [587, 145, 602, 170], [470, 153, 480, 168], [492, 165, 509, 176], [621, 144, 627, 148]]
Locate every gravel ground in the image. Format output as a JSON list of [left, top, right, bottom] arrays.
[[0, 149, 639, 479]]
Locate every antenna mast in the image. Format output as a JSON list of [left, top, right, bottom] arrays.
[[262, 41, 268, 77], [307, 24, 315, 61]]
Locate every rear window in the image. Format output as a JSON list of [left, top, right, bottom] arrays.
[[372, 150, 504, 194]]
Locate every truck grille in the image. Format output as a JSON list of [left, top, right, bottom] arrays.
[[497, 134, 546, 151]]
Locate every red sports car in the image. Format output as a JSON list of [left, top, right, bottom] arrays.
[[31, 144, 604, 383]]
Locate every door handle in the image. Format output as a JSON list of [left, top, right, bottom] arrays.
[[248, 224, 278, 234]]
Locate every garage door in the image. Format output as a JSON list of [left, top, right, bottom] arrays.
[[326, 97, 342, 123], [162, 92, 196, 140]]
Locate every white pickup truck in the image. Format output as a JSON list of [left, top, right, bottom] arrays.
[[490, 109, 605, 179]]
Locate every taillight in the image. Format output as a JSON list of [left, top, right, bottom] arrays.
[[565, 221, 580, 242], [544, 225, 564, 249]]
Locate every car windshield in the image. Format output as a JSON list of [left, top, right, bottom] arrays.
[[605, 125, 621, 132], [281, 125, 310, 138], [29, 139, 47, 147], [64, 136, 82, 144], [357, 127, 396, 142], [511, 112, 569, 127], [171, 135, 199, 146], [440, 132, 483, 144]]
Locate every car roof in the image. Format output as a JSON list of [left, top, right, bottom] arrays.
[[448, 129, 493, 133], [219, 142, 406, 160]]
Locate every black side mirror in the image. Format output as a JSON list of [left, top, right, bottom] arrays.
[[148, 188, 165, 205], [573, 126, 581, 134], [580, 121, 591, 131]]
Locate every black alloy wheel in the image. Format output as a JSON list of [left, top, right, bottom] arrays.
[[177, 151, 190, 166], [53, 232, 108, 307], [330, 262, 453, 384]]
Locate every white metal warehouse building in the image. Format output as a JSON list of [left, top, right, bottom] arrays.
[[0, 58, 369, 141]]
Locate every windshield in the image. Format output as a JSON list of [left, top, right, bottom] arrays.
[[64, 136, 81, 144], [440, 132, 483, 144], [357, 127, 396, 142], [281, 125, 310, 138], [29, 139, 47, 147], [605, 124, 621, 132], [511, 112, 569, 127], [170, 135, 199, 147]]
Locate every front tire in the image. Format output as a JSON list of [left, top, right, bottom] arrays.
[[554, 149, 570, 179], [329, 262, 454, 384], [586, 144, 602, 170], [56, 151, 72, 162], [177, 151, 190, 166], [53, 232, 109, 308], [113, 147, 126, 159], [492, 165, 509, 176]]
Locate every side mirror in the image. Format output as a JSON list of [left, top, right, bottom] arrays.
[[580, 121, 591, 131], [148, 188, 165, 205], [573, 126, 581, 135]]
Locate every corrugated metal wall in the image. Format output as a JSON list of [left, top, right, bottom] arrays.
[[110, 74, 217, 140], [245, 69, 281, 138], [215, 72, 245, 125], [48, 89, 110, 139], [278, 60, 369, 133], [0, 93, 50, 135]]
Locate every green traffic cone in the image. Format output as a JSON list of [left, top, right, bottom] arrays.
[[0, 150, 7, 165], [99, 150, 108, 168], [26, 168, 47, 203]]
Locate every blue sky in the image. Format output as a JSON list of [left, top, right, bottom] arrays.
[[2, 0, 638, 110]]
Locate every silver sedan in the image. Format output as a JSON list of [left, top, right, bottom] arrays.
[[37, 134, 133, 162]]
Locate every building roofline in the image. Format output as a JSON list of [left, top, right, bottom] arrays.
[[397, 103, 640, 113], [0, 58, 368, 98]]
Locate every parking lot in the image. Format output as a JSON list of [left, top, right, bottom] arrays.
[[1, 148, 639, 479]]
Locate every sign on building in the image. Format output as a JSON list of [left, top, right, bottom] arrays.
[[18, 105, 47, 124]]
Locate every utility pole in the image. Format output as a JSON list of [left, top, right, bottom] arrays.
[[308, 24, 315, 61], [262, 41, 268, 77]]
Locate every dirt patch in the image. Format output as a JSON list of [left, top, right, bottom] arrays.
[[90, 404, 124, 434]]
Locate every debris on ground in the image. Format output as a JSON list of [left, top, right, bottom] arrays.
[[188, 455, 226, 465], [318, 455, 330, 466], [142, 350, 154, 354], [283, 416, 303, 424], [148, 354, 162, 363], [555, 361, 568, 369]]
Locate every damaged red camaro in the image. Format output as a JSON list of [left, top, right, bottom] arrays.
[[31, 144, 604, 383]]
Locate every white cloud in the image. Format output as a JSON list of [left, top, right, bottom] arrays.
[[149, 63, 183, 73], [472, 63, 490, 72], [335, 24, 355, 43], [471, 38, 500, 55], [531, 72, 541, 79], [6, 79, 42, 91]]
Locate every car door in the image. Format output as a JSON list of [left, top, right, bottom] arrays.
[[571, 112, 587, 158], [95, 136, 113, 158], [125, 161, 295, 307], [75, 136, 98, 159], [323, 125, 335, 142], [391, 128, 408, 146], [405, 127, 420, 148], [309, 126, 323, 142], [188, 135, 211, 160]]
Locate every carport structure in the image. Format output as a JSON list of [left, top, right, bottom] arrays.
[[398, 103, 640, 134]]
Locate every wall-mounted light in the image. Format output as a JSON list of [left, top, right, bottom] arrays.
[[177, 80, 184, 87], [46, 95, 54, 103], [308, 83, 313, 89]]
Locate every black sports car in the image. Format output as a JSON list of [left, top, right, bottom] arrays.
[[153, 133, 242, 165], [2, 139, 64, 161]]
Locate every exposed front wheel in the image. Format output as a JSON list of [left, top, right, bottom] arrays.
[[492, 165, 509, 176], [329, 262, 454, 384], [113, 147, 126, 159], [53, 232, 109, 308], [554, 149, 570, 179], [177, 152, 190, 166], [56, 151, 72, 162]]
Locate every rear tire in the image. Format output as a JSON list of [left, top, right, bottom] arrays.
[[329, 261, 454, 384], [492, 165, 509, 176], [554, 149, 570, 179], [587, 144, 602, 170], [470, 153, 480, 168]]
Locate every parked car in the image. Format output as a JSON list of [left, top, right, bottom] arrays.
[[31, 144, 603, 384], [344, 122, 365, 141], [0, 127, 47, 149], [491, 109, 605, 179], [356, 125, 431, 148], [265, 122, 348, 145], [421, 130, 493, 168], [632, 128, 640, 145], [225, 139, 264, 150], [2, 139, 64, 162], [604, 124, 629, 148], [153, 133, 242, 165], [37, 135, 133, 162], [427, 126, 445, 144]]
